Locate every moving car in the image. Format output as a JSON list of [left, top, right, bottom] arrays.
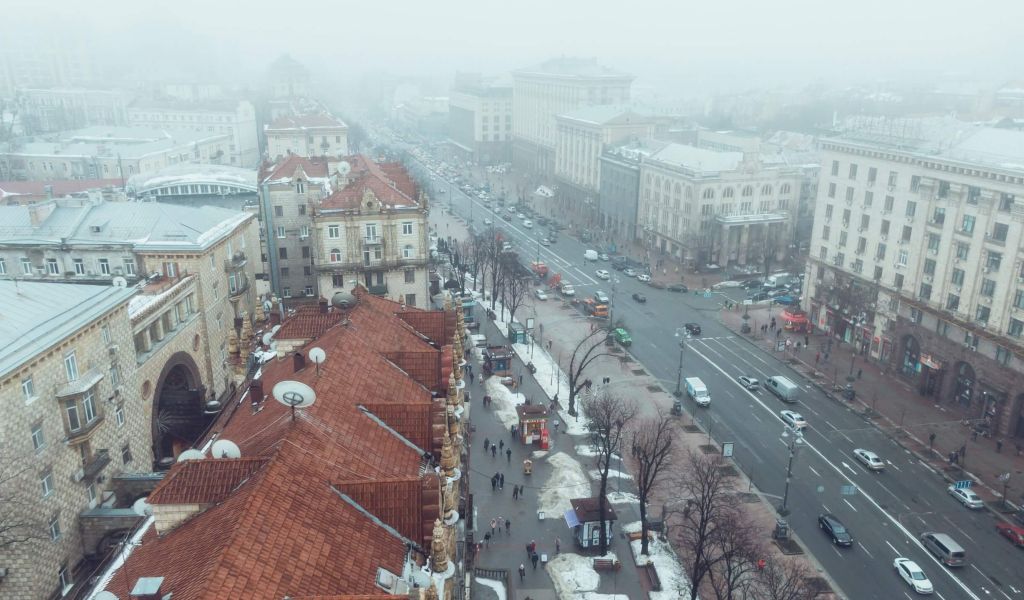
[[599, 253, 610, 261], [637, 273, 652, 282], [585, 249, 599, 262], [540, 238, 551, 246], [523, 220, 533, 228], [516, 213, 526, 220], [920, 532, 967, 566], [631, 293, 647, 303], [559, 283, 576, 296], [893, 558, 933, 595], [780, 410, 807, 430], [685, 377, 711, 407], [623, 268, 637, 277], [996, 522, 1024, 547], [773, 295, 800, 306], [595, 269, 610, 280], [611, 327, 632, 347], [737, 376, 760, 390], [818, 514, 853, 546], [483, 218, 493, 226], [747, 292, 771, 302], [593, 291, 610, 304], [741, 279, 763, 289], [765, 375, 801, 403], [948, 485, 984, 509], [534, 289, 548, 301], [684, 322, 701, 336], [853, 449, 885, 471], [668, 283, 689, 293]]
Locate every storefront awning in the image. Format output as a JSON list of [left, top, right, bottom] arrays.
[[781, 309, 808, 323], [564, 509, 581, 528]]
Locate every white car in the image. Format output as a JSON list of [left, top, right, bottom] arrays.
[[599, 253, 610, 261], [780, 410, 807, 430], [853, 449, 885, 471], [595, 269, 611, 280], [534, 289, 548, 301], [894, 558, 933, 595], [523, 220, 533, 228], [516, 213, 526, 220], [637, 273, 652, 283], [483, 218, 493, 226], [947, 485, 984, 509]]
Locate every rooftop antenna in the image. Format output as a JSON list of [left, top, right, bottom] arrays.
[[177, 449, 205, 462], [211, 439, 242, 459], [308, 347, 326, 376], [272, 380, 316, 420], [132, 497, 153, 517]]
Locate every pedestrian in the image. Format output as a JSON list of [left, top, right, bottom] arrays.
[[513, 485, 519, 500], [506, 518, 511, 534], [519, 374, 523, 387], [948, 451, 956, 465], [554, 419, 560, 433], [547, 340, 552, 350], [556, 537, 561, 553], [499, 473, 505, 488], [824, 352, 829, 362], [960, 444, 966, 458], [531, 552, 539, 569], [484, 531, 492, 547], [997, 439, 1004, 453], [525, 542, 532, 556], [1016, 443, 1022, 457], [499, 439, 505, 452], [491, 445, 497, 458], [971, 429, 979, 442], [776, 329, 782, 339], [490, 519, 497, 537], [518, 563, 526, 581], [805, 335, 810, 347], [857, 368, 862, 379], [757, 558, 766, 571], [470, 371, 475, 384], [484, 438, 490, 451], [491, 476, 497, 491], [510, 424, 516, 438], [497, 516, 505, 533]]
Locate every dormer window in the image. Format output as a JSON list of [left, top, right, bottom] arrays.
[[296, 180, 306, 194]]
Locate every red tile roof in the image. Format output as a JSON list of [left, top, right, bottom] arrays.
[[320, 155, 420, 211], [266, 113, 348, 131], [274, 304, 345, 340], [259, 155, 331, 184], [0, 179, 123, 202], [148, 457, 270, 505]]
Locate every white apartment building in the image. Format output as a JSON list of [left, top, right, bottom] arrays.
[[18, 88, 130, 134], [265, 113, 349, 161], [511, 58, 633, 174], [314, 156, 429, 308], [126, 99, 259, 167], [447, 76, 513, 164], [637, 143, 802, 269], [0, 126, 231, 181], [804, 118, 1024, 437]]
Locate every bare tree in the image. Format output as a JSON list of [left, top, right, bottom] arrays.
[[583, 390, 637, 555], [670, 449, 740, 600], [631, 411, 675, 555], [444, 238, 468, 294], [705, 516, 761, 600], [0, 443, 44, 550], [818, 268, 877, 345], [499, 254, 530, 324], [753, 558, 822, 600], [565, 327, 613, 416]]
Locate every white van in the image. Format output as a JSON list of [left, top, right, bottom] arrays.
[[766, 375, 800, 403], [584, 249, 599, 262], [685, 377, 711, 407]]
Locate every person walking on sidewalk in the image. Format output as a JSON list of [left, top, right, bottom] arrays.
[[506, 518, 511, 534], [483, 438, 490, 452], [555, 537, 561, 553], [997, 439, 1004, 453], [506, 448, 512, 463], [499, 439, 504, 452], [484, 532, 491, 547], [497, 516, 505, 533], [518, 563, 526, 581], [490, 518, 496, 537], [499, 473, 505, 489], [512, 485, 519, 500], [491, 445, 497, 458], [531, 552, 539, 569]]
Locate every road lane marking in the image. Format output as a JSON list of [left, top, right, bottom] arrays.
[[858, 542, 874, 558], [684, 342, 981, 600], [808, 465, 821, 477], [935, 593, 947, 600], [885, 540, 901, 556], [823, 420, 838, 431], [842, 462, 858, 475], [843, 498, 858, 512], [942, 516, 976, 543]]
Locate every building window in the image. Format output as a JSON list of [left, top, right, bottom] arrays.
[[927, 234, 940, 252], [365, 223, 379, 241], [955, 243, 969, 260], [278, 247, 288, 260], [884, 196, 894, 212], [967, 186, 981, 205], [49, 515, 61, 541], [919, 283, 931, 300], [328, 225, 340, 238], [405, 269, 415, 283], [905, 201, 916, 217], [304, 286, 314, 296], [946, 295, 960, 311], [1000, 193, 1015, 212], [46, 258, 60, 274], [402, 245, 414, 259], [932, 207, 945, 225], [122, 444, 133, 465], [831, 160, 839, 176], [402, 222, 414, 235], [280, 267, 289, 278], [897, 249, 908, 266], [115, 403, 125, 427], [821, 226, 830, 241], [961, 215, 975, 234], [298, 205, 306, 215], [838, 231, 848, 247], [31, 423, 45, 451], [848, 164, 858, 179], [845, 187, 854, 203], [22, 376, 36, 403], [1009, 318, 1024, 337], [282, 287, 291, 298], [274, 205, 284, 217], [742, 185, 753, 197], [21, 257, 32, 274], [894, 273, 904, 289], [65, 399, 82, 431], [976, 305, 991, 323], [996, 346, 1012, 366], [827, 183, 836, 198], [64, 350, 78, 382], [993, 222, 1009, 242], [58, 564, 72, 593], [301, 246, 311, 259], [330, 248, 342, 262], [952, 269, 965, 286], [276, 226, 286, 238], [41, 469, 54, 497], [123, 259, 136, 275], [873, 266, 883, 281], [1016, 290, 1024, 310], [0, 258, 5, 274], [981, 279, 996, 297], [300, 225, 310, 238], [405, 293, 416, 306], [923, 259, 936, 275], [99, 258, 110, 275], [987, 252, 1002, 271]]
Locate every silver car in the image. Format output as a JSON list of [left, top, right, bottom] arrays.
[[853, 449, 885, 471], [947, 485, 984, 509]]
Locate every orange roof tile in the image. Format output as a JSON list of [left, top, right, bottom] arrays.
[[320, 155, 420, 211], [148, 457, 270, 505], [260, 155, 331, 184], [275, 304, 345, 340]]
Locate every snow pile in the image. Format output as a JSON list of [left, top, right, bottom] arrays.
[[589, 469, 633, 481], [606, 491, 640, 505], [538, 452, 592, 516], [484, 376, 526, 431], [628, 526, 692, 600], [546, 553, 599, 597], [574, 445, 620, 460], [475, 577, 506, 600], [511, 340, 570, 403]]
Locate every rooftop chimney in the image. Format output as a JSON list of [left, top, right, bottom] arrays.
[[28, 200, 56, 227], [293, 352, 306, 372], [318, 297, 329, 314], [249, 380, 264, 406], [130, 576, 164, 600]]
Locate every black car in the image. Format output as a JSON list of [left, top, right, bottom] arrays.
[[668, 283, 689, 293], [684, 323, 701, 336], [818, 514, 853, 546], [632, 293, 647, 303], [741, 279, 763, 289]]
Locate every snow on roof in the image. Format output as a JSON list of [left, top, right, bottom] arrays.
[[558, 104, 647, 126], [648, 143, 745, 174], [129, 163, 257, 192], [515, 57, 633, 80]]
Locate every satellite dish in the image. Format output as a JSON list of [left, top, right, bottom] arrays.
[[132, 497, 153, 517], [212, 439, 241, 459], [95, 592, 120, 600], [261, 332, 274, 345], [271, 325, 281, 334], [336, 161, 351, 177], [112, 276, 128, 288], [273, 380, 317, 420], [176, 449, 205, 462], [308, 347, 326, 364]]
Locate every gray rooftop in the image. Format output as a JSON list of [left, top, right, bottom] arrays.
[[0, 280, 136, 378], [5, 126, 230, 160], [557, 104, 648, 126], [647, 143, 745, 174], [0, 198, 253, 252], [515, 57, 633, 80]]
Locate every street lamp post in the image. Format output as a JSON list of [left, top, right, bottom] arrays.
[[673, 329, 688, 397], [779, 426, 804, 516]]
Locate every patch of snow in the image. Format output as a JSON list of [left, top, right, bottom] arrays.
[[539, 452, 592, 516], [475, 577, 506, 600], [574, 445, 621, 461], [578, 595, 628, 600], [629, 535, 692, 600], [607, 491, 640, 505], [622, 520, 641, 534], [485, 376, 526, 431], [546, 552, 600, 597], [589, 469, 633, 481]]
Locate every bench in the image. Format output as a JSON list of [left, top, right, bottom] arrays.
[[643, 563, 662, 591], [593, 558, 621, 572]]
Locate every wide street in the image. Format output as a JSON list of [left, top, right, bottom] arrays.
[[402, 146, 1024, 600]]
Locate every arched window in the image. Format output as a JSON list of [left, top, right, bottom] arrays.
[[723, 187, 734, 199], [663, 180, 671, 196], [330, 248, 342, 262], [742, 185, 753, 197], [685, 187, 693, 200], [702, 188, 715, 200], [780, 183, 791, 195], [761, 184, 773, 196]]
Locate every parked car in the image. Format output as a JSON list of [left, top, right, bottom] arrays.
[[668, 283, 689, 293], [853, 449, 885, 471], [648, 280, 666, 289], [523, 220, 533, 228], [623, 268, 637, 277], [737, 376, 760, 390], [684, 322, 701, 336], [637, 273, 652, 282], [595, 269, 610, 280], [534, 289, 548, 301], [948, 485, 984, 509], [599, 253, 610, 261], [483, 218, 493, 226], [818, 514, 853, 546], [741, 279, 764, 289], [780, 410, 807, 430], [712, 280, 742, 289], [774, 295, 799, 306], [632, 293, 647, 303], [893, 558, 933, 595]]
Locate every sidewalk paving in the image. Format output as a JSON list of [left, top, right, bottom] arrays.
[[720, 304, 1024, 512]]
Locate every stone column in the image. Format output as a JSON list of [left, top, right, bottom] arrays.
[[738, 225, 750, 265]]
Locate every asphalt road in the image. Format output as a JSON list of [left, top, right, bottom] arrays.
[[393, 135, 1023, 600]]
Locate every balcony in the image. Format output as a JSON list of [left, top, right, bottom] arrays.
[[228, 274, 250, 298], [368, 284, 389, 296], [316, 257, 428, 272], [224, 251, 247, 272], [66, 415, 104, 445], [81, 449, 111, 481]]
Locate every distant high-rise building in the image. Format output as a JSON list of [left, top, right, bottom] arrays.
[[0, 29, 99, 96]]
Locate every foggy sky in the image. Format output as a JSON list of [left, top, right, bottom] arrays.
[[9, 0, 1024, 94]]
